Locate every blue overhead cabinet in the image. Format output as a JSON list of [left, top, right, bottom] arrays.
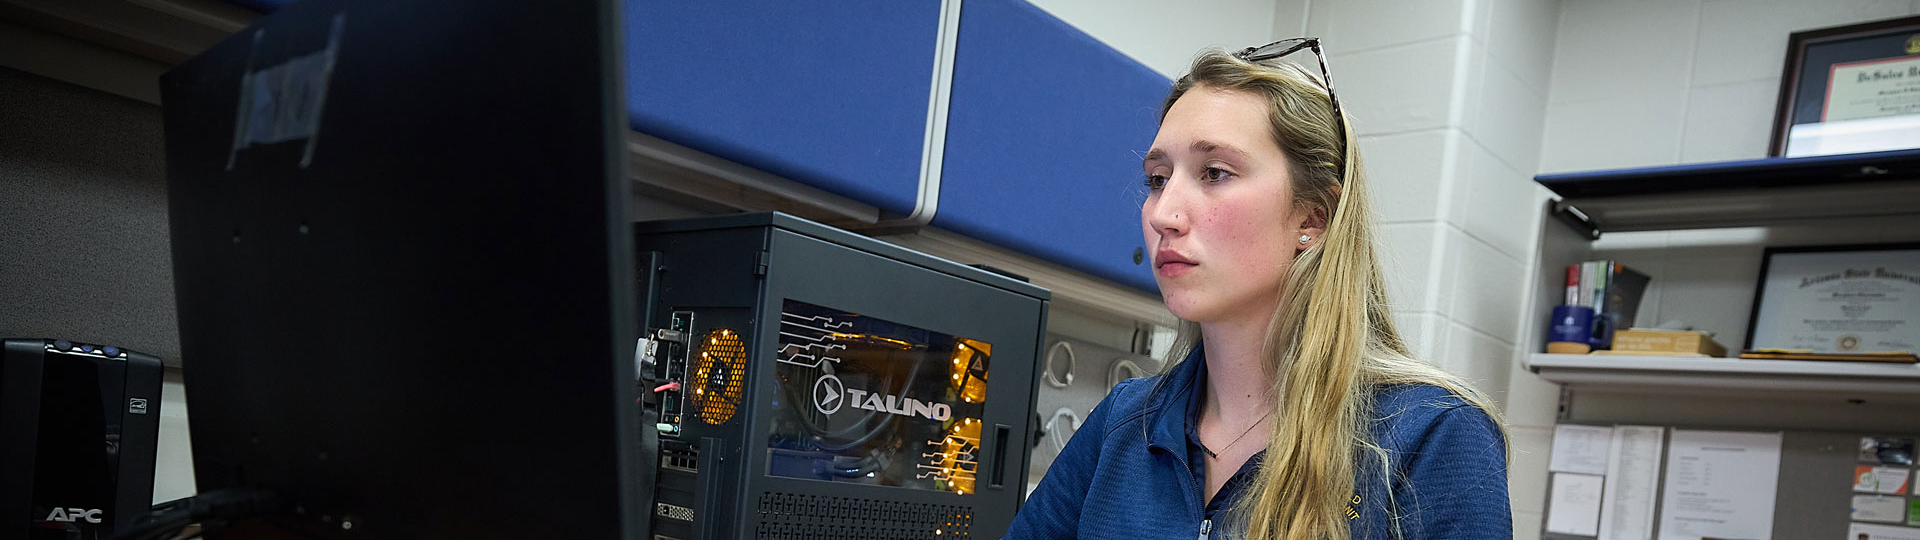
[[935, 0, 1171, 293], [625, 0, 942, 217]]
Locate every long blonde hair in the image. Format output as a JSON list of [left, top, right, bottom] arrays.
[[1156, 50, 1509, 540]]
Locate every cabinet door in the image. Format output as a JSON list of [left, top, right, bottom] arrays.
[[626, 0, 942, 216], [933, 0, 1169, 293]]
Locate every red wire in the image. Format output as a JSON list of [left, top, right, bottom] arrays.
[[637, 381, 683, 404]]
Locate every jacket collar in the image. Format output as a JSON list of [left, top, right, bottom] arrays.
[[1146, 344, 1206, 454]]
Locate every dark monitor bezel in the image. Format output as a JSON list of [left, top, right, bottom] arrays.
[[161, 0, 640, 537]]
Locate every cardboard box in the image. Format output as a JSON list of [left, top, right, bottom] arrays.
[[1610, 329, 1726, 357]]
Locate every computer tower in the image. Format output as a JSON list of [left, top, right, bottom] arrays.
[[0, 338, 164, 540], [634, 213, 1048, 540]]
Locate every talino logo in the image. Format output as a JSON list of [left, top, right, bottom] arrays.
[[811, 373, 951, 421], [812, 374, 845, 414], [43, 507, 103, 524]]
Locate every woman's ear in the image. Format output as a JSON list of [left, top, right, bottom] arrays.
[[1295, 206, 1329, 253], [1297, 208, 1328, 251]]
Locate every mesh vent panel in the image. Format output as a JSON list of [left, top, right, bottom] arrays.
[[755, 492, 973, 539]]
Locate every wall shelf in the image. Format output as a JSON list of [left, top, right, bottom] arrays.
[[1520, 153, 1920, 427], [1536, 149, 1920, 238], [1526, 353, 1920, 399]]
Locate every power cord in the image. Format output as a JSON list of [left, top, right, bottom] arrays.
[[110, 488, 285, 540]]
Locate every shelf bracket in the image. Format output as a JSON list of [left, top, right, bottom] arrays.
[[1549, 199, 1601, 240], [1557, 386, 1574, 423]]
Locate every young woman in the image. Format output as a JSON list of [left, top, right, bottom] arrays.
[[1006, 41, 1511, 540]]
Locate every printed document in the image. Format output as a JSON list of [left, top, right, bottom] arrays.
[[1600, 425, 1665, 540], [1547, 472, 1606, 535], [1552, 424, 1615, 475], [1656, 430, 1783, 540]]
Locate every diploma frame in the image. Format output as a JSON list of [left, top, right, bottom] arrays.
[[1768, 15, 1920, 157], [1743, 242, 1920, 352]]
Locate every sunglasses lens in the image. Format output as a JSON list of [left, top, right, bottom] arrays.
[[1246, 39, 1309, 61]]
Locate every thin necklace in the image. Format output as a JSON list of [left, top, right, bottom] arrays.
[[1197, 409, 1275, 459]]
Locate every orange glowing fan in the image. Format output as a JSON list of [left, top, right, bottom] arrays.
[[949, 338, 989, 404], [934, 418, 982, 495], [691, 328, 746, 424]]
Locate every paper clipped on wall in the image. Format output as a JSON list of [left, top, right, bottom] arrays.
[[1655, 430, 1783, 540], [1600, 425, 1665, 540]]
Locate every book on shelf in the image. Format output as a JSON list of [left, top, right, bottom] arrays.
[[1561, 260, 1651, 348], [1587, 260, 1607, 316], [1564, 264, 1579, 305]]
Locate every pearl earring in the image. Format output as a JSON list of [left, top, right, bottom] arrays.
[[1299, 235, 1312, 244]]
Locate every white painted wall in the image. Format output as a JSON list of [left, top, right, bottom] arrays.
[[1024, 0, 1281, 77], [1540, 0, 1920, 174]]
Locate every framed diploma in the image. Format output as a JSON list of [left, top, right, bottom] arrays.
[[1745, 243, 1920, 354], [1769, 15, 1920, 158]]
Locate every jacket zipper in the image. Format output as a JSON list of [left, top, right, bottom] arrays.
[[1165, 448, 1208, 538]]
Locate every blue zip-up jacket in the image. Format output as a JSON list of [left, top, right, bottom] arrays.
[[1005, 351, 1511, 539]]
